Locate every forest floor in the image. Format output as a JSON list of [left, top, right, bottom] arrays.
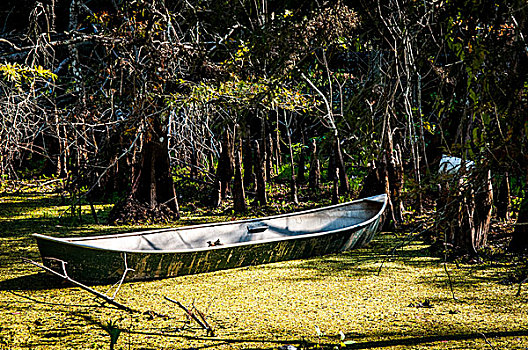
[[1, 181, 528, 349]]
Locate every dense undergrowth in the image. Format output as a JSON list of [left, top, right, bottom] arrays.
[[0, 181, 527, 349]]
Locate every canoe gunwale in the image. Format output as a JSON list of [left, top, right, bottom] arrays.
[[32, 194, 387, 255]]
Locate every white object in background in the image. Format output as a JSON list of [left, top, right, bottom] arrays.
[[439, 155, 475, 174]]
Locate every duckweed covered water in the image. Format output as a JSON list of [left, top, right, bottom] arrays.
[[1, 190, 527, 349]]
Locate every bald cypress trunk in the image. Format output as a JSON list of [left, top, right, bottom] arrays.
[[437, 169, 493, 255], [109, 117, 179, 223]]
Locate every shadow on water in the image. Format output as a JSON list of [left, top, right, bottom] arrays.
[[0, 192, 119, 239], [0, 192, 65, 216], [0, 272, 68, 291], [260, 232, 439, 281], [344, 329, 528, 349]]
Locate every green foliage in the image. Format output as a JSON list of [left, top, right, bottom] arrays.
[[0, 63, 57, 87], [170, 76, 316, 114]]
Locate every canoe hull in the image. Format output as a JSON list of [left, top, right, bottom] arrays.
[[34, 195, 386, 283]]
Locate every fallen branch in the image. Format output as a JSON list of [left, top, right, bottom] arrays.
[[164, 296, 215, 336], [8, 290, 101, 308], [23, 258, 135, 313], [193, 302, 213, 333], [105, 253, 135, 299]]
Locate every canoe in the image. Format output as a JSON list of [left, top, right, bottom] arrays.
[[33, 194, 387, 283]]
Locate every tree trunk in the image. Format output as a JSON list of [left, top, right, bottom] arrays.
[[359, 156, 395, 229], [274, 112, 282, 175], [109, 118, 179, 224], [496, 172, 511, 221], [333, 136, 349, 196], [472, 170, 493, 249], [388, 145, 404, 225], [509, 179, 528, 253], [332, 167, 339, 204], [298, 131, 307, 184], [214, 131, 234, 207], [267, 133, 273, 180], [309, 139, 320, 191], [190, 146, 198, 181], [243, 133, 256, 191], [284, 112, 298, 205], [232, 138, 246, 213], [134, 138, 179, 213], [254, 139, 267, 206], [260, 116, 268, 183], [437, 169, 493, 255]]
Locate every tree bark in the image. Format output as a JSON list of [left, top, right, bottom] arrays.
[[243, 132, 256, 191], [332, 167, 339, 204], [232, 138, 246, 213], [496, 172, 511, 221], [267, 133, 274, 180], [509, 179, 528, 253], [333, 136, 349, 196], [284, 112, 298, 205], [388, 145, 404, 225], [437, 169, 493, 255], [109, 117, 179, 224], [214, 131, 234, 207], [253, 140, 267, 206], [308, 139, 320, 191]]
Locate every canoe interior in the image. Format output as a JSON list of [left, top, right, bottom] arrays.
[[32, 194, 387, 282], [56, 194, 386, 252]]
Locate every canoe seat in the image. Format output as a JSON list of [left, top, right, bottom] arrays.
[[247, 223, 268, 234]]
